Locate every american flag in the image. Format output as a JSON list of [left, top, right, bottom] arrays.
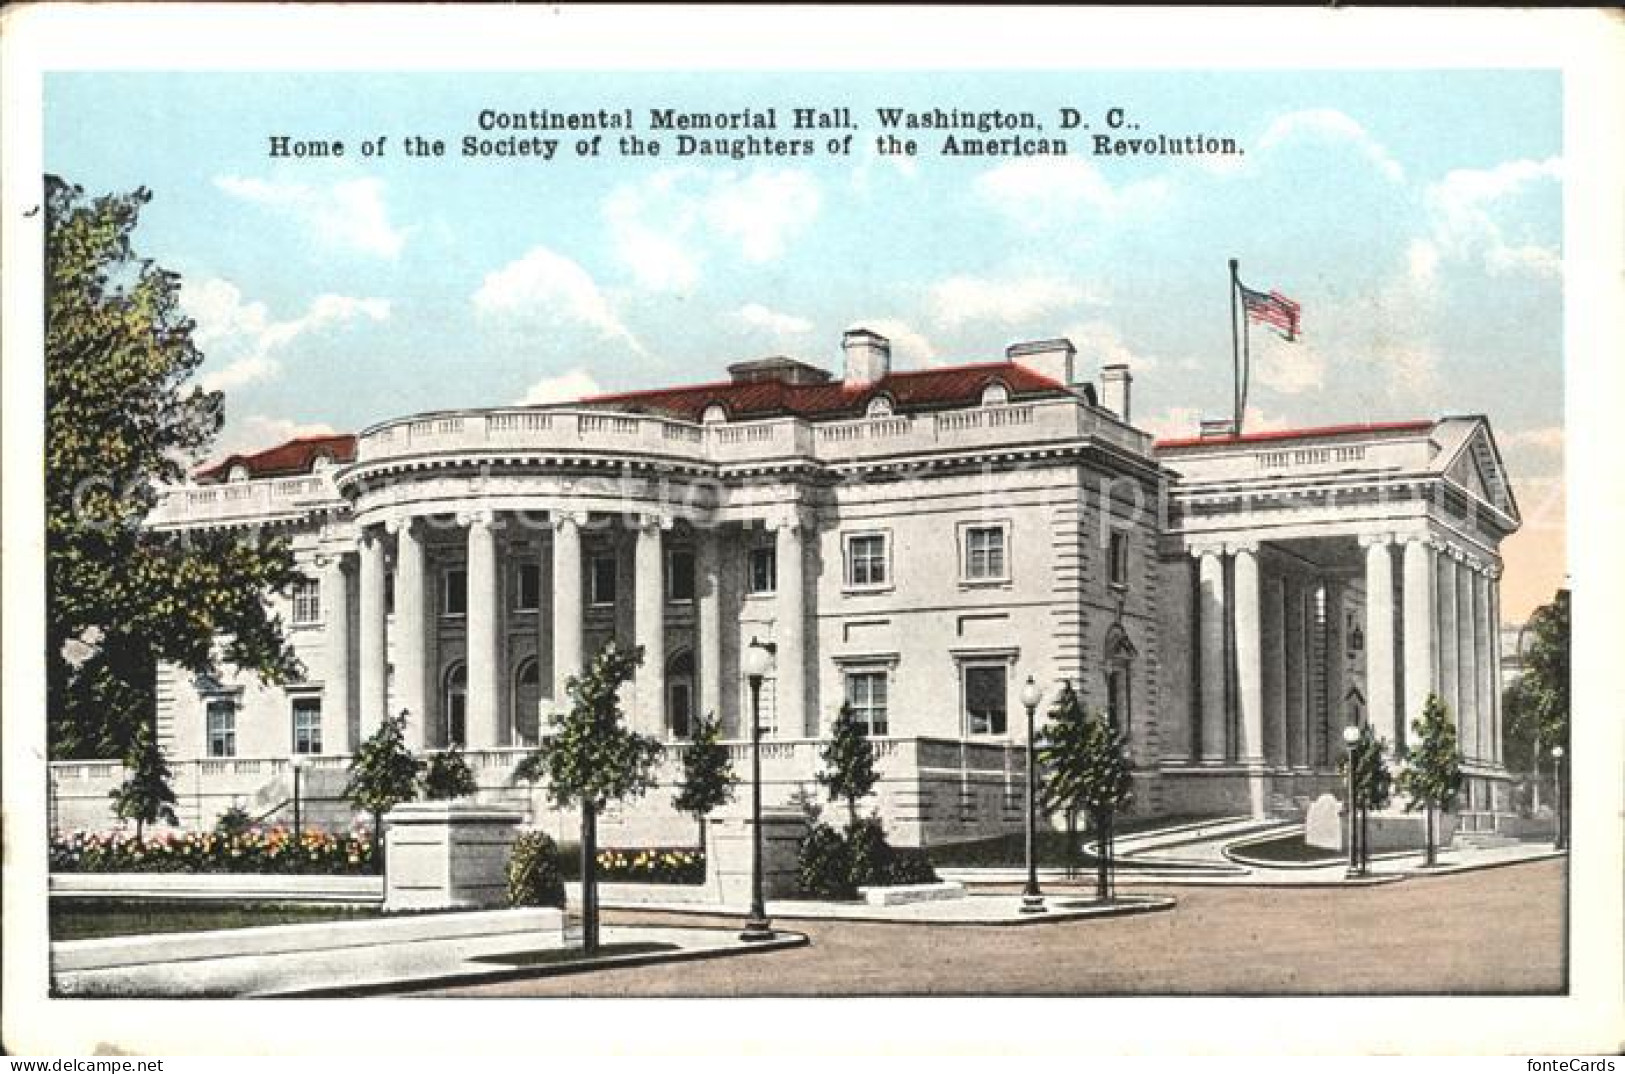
[[1238, 283, 1301, 341]]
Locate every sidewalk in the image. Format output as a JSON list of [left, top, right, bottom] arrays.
[[591, 891, 1177, 926]]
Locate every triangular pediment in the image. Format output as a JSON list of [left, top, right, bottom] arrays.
[[1438, 419, 1521, 524]]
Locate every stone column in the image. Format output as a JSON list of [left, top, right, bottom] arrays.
[[1471, 561, 1492, 764], [357, 527, 389, 742], [1435, 548, 1460, 744], [1196, 546, 1228, 764], [320, 551, 352, 752], [552, 513, 585, 705], [634, 514, 668, 736], [1362, 535, 1398, 747], [1400, 536, 1437, 754], [1488, 566, 1504, 766], [1263, 574, 1287, 766], [389, 518, 429, 751], [1322, 581, 1344, 768], [774, 510, 810, 738], [1283, 576, 1306, 769], [465, 511, 502, 748], [1297, 582, 1316, 769], [696, 527, 723, 725], [1232, 545, 1264, 768]]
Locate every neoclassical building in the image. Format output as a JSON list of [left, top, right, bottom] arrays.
[[49, 329, 1521, 844]]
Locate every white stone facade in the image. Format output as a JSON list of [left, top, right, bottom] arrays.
[[48, 330, 1522, 844]]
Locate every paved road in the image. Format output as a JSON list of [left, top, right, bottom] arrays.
[[412, 858, 1565, 997]]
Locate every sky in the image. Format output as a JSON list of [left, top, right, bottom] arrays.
[[44, 70, 1565, 619]]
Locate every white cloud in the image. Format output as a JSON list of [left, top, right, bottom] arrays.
[[928, 273, 1097, 329], [214, 415, 338, 457], [184, 278, 391, 392], [604, 168, 820, 291], [473, 246, 642, 352], [1250, 336, 1328, 396], [849, 319, 937, 368], [516, 369, 604, 406], [1258, 109, 1405, 183], [1379, 344, 1443, 399], [215, 175, 407, 258], [974, 156, 1168, 227], [736, 303, 813, 336], [1057, 321, 1160, 373], [1424, 156, 1562, 278]]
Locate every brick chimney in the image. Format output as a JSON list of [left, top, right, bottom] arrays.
[[842, 328, 891, 385], [1005, 338, 1076, 386], [1100, 364, 1133, 423]]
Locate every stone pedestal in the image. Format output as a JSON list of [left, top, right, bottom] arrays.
[[705, 807, 803, 906], [383, 800, 522, 911], [1303, 794, 1458, 852]]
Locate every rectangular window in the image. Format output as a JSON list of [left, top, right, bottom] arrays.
[[845, 670, 889, 736], [291, 577, 321, 625], [515, 563, 541, 612], [590, 555, 617, 606], [443, 568, 467, 617], [964, 664, 1008, 736], [291, 696, 323, 755], [668, 549, 696, 603], [963, 525, 1008, 582], [746, 545, 776, 596], [1109, 531, 1129, 587], [206, 698, 237, 758], [846, 533, 889, 588]]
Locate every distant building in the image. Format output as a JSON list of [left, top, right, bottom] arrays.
[[50, 328, 1523, 842]]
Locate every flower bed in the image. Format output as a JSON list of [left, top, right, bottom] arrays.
[[51, 828, 377, 876], [556, 844, 705, 885]]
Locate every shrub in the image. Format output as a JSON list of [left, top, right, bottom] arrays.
[[845, 814, 891, 889], [49, 826, 376, 875], [507, 830, 566, 908], [884, 847, 939, 886], [214, 805, 254, 838], [595, 847, 705, 885], [797, 821, 856, 899]]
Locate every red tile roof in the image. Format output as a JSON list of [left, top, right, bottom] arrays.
[[582, 361, 1070, 421], [1154, 420, 1434, 452], [195, 434, 357, 483]]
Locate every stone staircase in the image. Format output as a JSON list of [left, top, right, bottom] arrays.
[[1451, 829, 1524, 850]]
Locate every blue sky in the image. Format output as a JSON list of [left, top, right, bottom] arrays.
[[45, 70, 1565, 614]]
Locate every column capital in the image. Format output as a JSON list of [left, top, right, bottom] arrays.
[[313, 549, 349, 571], [1188, 542, 1225, 560], [383, 515, 415, 537], [1358, 533, 1395, 549], [635, 512, 675, 534], [766, 506, 812, 535], [1225, 540, 1259, 558], [1486, 563, 1504, 581], [457, 508, 497, 531], [1400, 532, 1434, 547], [551, 510, 589, 532]]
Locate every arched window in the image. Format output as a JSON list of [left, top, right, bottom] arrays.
[[443, 662, 467, 748], [701, 403, 728, 425], [311, 453, 333, 472], [1103, 626, 1138, 739], [227, 464, 250, 483], [513, 658, 542, 747], [980, 381, 1010, 407], [865, 395, 894, 418], [667, 650, 696, 740]]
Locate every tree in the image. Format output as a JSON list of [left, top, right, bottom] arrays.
[[46, 177, 301, 759], [344, 710, 423, 867], [512, 641, 662, 955], [420, 743, 478, 800], [1338, 724, 1393, 871], [1038, 683, 1133, 901], [108, 719, 178, 840], [816, 703, 879, 828], [1397, 693, 1464, 867], [672, 713, 736, 856], [1506, 589, 1570, 807], [1035, 681, 1090, 878]]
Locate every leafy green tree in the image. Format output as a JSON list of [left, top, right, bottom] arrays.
[[420, 743, 479, 800], [108, 719, 178, 840], [1397, 693, 1464, 867], [1337, 724, 1393, 870], [46, 176, 301, 759], [1505, 589, 1570, 808], [672, 713, 736, 855], [344, 710, 423, 867], [512, 641, 662, 955], [1038, 683, 1133, 900], [816, 703, 879, 828]]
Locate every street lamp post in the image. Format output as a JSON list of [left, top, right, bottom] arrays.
[[291, 754, 306, 837], [1343, 724, 1362, 879], [1019, 675, 1045, 914], [1551, 745, 1566, 851], [740, 636, 777, 941]]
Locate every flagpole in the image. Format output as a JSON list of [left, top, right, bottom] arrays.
[[1228, 259, 1241, 435]]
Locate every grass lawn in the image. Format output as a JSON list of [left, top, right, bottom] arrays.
[[927, 814, 1216, 869], [1225, 834, 1345, 866], [50, 899, 381, 942]]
